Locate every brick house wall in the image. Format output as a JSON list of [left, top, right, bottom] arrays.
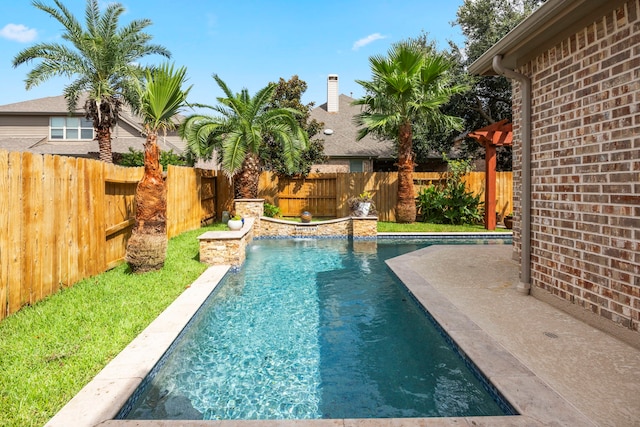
[[511, 0, 639, 334]]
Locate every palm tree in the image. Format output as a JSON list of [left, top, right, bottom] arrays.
[[354, 41, 467, 223], [12, 0, 170, 163], [126, 63, 190, 273], [180, 75, 309, 198]]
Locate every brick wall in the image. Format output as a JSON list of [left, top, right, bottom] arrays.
[[513, 0, 639, 333]]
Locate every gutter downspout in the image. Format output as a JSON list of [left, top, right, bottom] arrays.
[[492, 55, 531, 295]]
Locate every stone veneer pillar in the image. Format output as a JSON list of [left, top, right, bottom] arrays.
[[234, 199, 264, 235], [351, 217, 377, 238]]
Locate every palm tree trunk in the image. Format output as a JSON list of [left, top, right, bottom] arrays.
[[126, 132, 167, 273], [96, 125, 113, 163], [233, 152, 261, 199], [396, 120, 416, 223], [135, 133, 166, 233]]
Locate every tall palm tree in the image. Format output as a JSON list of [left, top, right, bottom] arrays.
[[126, 63, 190, 273], [180, 75, 309, 198], [354, 41, 467, 223], [12, 0, 170, 163]]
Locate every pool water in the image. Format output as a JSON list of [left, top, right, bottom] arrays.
[[121, 238, 512, 420]]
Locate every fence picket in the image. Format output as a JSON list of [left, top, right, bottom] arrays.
[[7, 152, 22, 314], [0, 151, 8, 318]]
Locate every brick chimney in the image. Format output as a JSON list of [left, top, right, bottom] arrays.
[[327, 74, 339, 113]]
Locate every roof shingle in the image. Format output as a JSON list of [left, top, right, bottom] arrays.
[[309, 94, 394, 159]]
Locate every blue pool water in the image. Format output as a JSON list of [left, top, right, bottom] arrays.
[[120, 238, 514, 420]]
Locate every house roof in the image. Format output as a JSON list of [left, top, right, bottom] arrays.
[[0, 95, 85, 114], [0, 94, 187, 157], [0, 93, 183, 133], [469, 0, 626, 75], [309, 94, 394, 159]]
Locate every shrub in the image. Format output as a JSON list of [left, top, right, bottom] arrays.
[[263, 202, 281, 218], [417, 157, 483, 225], [117, 147, 189, 168]]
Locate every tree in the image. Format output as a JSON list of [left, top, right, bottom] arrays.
[[261, 76, 326, 176], [179, 75, 309, 199], [394, 32, 476, 166], [449, 0, 545, 169], [12, 0, 170, 163], [125, 63, 190, 273], [354, 41, 467, 223]]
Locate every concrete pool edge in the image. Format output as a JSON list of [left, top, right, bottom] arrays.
[[47, 240, 591, 427]]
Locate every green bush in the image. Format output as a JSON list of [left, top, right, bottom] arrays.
[[263, 202, 281, 218], [417, 157, 483, 225], [117, 147, 189, 168]]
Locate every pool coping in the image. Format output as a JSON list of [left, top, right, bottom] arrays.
[[46, 239, 590, 427]]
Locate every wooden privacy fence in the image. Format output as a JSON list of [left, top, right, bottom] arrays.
[[0, 150, 511, 321], [0, 151, 218, 321], [259, 171, 513, 222]]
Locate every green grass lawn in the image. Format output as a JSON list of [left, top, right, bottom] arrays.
[[0, 225, 224, 427], [0, 220, 507, 426], [378, 221, 511, 233]]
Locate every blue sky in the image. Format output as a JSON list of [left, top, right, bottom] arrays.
[[0, 0, 465, 109]]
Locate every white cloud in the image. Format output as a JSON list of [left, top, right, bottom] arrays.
[[352, 33, 386, 51], [0, 23, 37, 42]]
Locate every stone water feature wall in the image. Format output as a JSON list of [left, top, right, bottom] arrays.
[[198, 199, 378, 268]]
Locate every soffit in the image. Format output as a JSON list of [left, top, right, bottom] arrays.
[[469, 0, 627, 75]]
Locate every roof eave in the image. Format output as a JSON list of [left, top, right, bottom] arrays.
[[468, 0, 625, 75]]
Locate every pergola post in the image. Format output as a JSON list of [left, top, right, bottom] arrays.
[[485, 144, 497, 230], [468, 119, 513, 230]]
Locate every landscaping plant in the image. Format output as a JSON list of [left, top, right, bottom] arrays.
[[117, 147, 189, 168], [126, 63, 191, 273], [353, 40, 467, 223], [417, 157, 483, 225], [180, 75, 309, 199], [263, 202, 281, 218]]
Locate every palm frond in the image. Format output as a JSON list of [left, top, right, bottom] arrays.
[[180, 75, 309, 179], [85, 0, 100, 36], [138, 63, 190, 133], [32, 0, 82, 41], [353, 40, 468, 144], [221, 131, 248, 177], [63, 78, 90, 113]]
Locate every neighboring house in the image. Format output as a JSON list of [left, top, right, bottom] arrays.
[[0, 94, 186, 160], [309, 74, 465, 172], [469, 0, 639, 347], [309, 75, 395, 172]]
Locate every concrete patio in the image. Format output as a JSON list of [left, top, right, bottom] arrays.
[[388, 244, 640, 427]]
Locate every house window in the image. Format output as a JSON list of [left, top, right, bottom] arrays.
[[50, 117, 94, 140], [349, 159, 364, 172]]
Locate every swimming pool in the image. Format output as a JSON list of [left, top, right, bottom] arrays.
[[118, 238, 515, 420]]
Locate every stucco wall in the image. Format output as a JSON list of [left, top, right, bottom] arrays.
[[512, 0, 639, 334], [311, 159, 374, 173]]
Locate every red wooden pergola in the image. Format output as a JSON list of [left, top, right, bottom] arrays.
[[468, 119, 513, 230]]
